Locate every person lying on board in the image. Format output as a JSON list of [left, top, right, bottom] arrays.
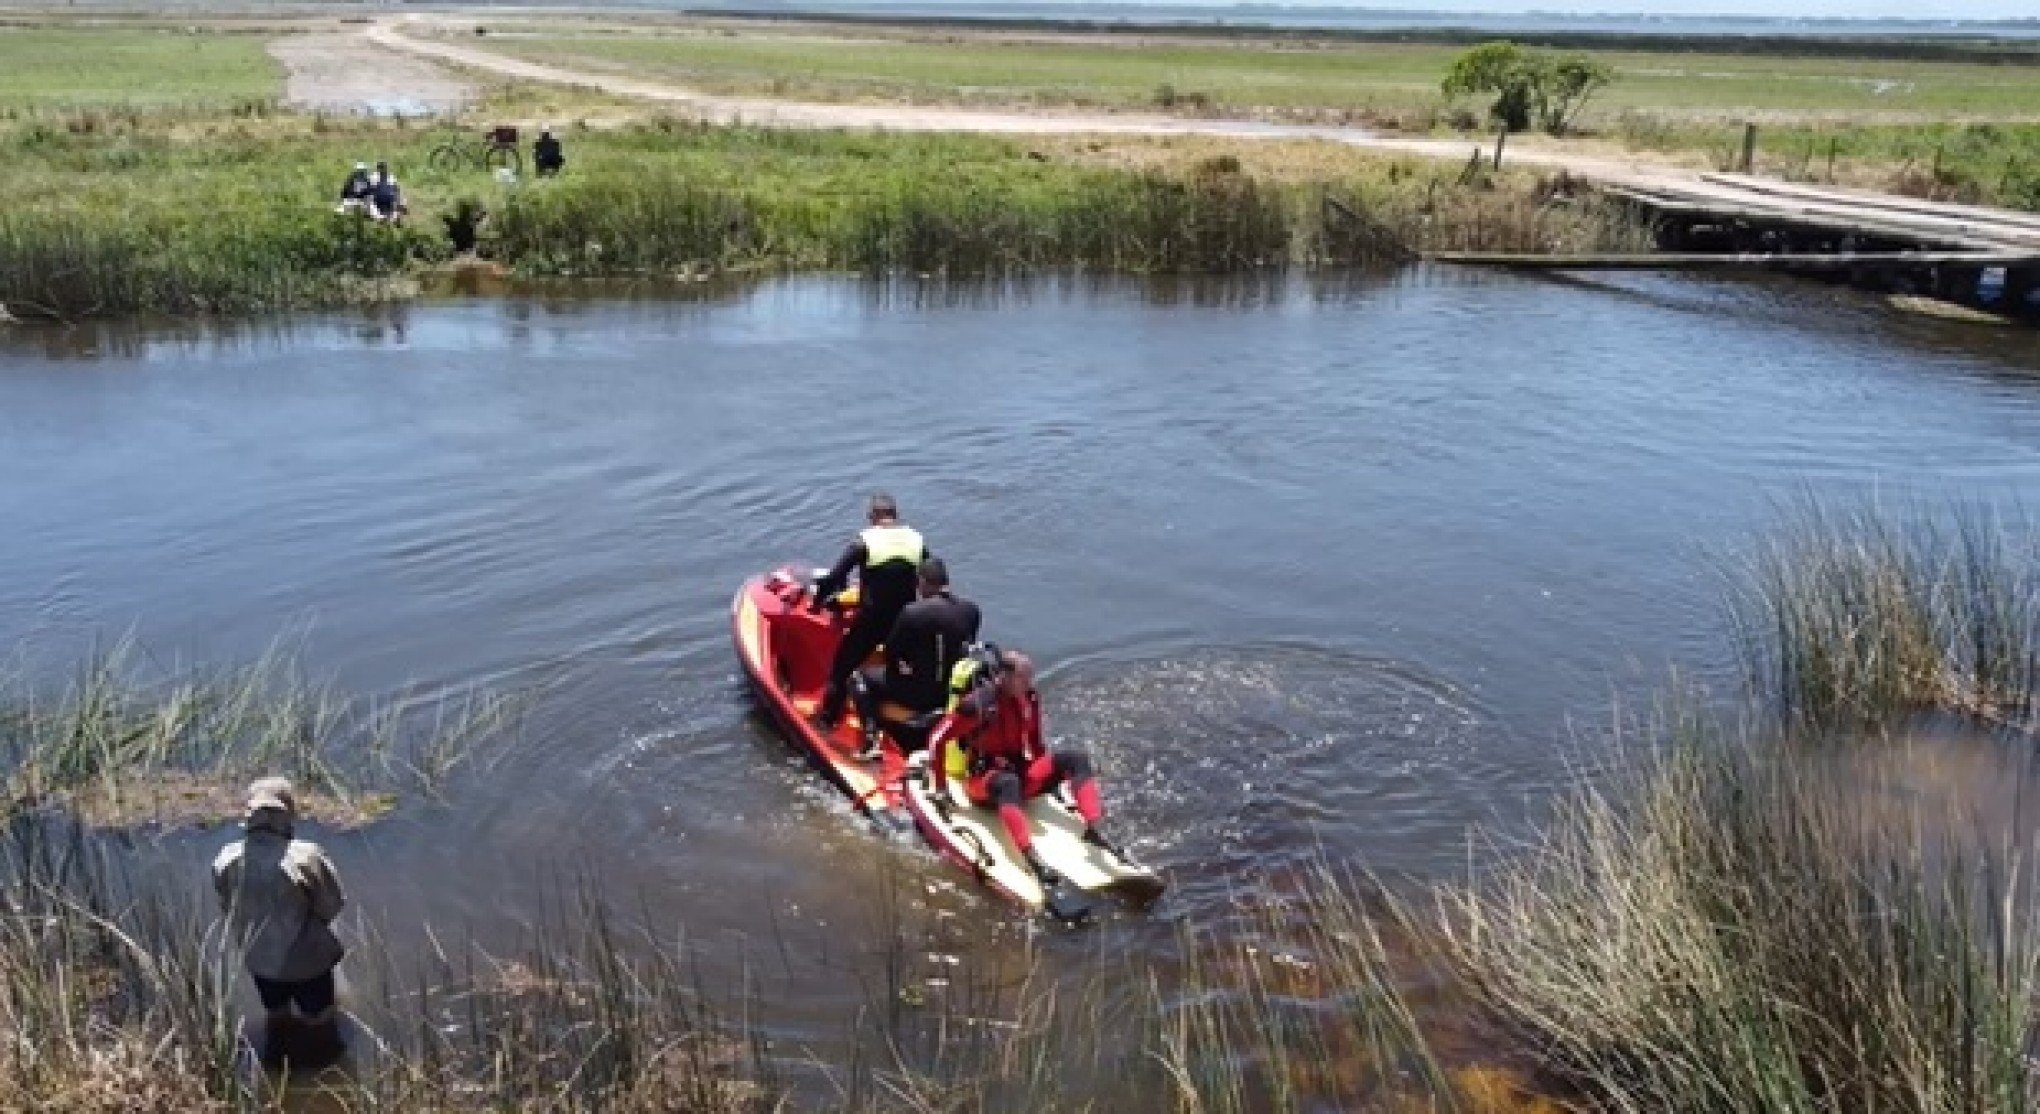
[[929, 648, 1122, 888], [849, 556, 979, 761]]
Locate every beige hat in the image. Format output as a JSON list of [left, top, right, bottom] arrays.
[[245, 776, 297, 816]]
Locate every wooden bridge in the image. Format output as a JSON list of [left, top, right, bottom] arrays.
[[1433, 171, 2040, 323]]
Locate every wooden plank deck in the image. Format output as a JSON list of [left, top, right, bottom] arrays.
[[1594, 171, 2040, 255], [1429, 250, 2039, 271]]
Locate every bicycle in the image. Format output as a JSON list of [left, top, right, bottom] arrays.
[[428, 125, 523, 176]]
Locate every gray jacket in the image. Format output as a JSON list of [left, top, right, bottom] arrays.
[[212, 821, 346, 982]]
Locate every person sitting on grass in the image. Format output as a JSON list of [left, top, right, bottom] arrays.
[[337, 162, 373, 213], [212, 777, 349, 1071], [370, 162, 407, 223], [533, 127, 564, 177]]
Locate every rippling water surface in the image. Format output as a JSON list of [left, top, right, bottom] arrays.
[[4, 270, 2040, 1055]]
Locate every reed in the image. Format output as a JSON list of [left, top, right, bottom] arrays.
[[0, 633, 523, 829], [0, 109, 1649, 317], [1731, 501, 2040, 734], [0, 820, 246, 1113], [1433, 712, 2040, 1113]]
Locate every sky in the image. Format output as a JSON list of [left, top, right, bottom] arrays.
[[900, 1, 2033, 21]]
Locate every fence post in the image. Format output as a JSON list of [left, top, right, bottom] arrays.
[[1827, 136, 1839, 182], [1492, 125, 1508, 171], [1740, 123, 1757, 173]]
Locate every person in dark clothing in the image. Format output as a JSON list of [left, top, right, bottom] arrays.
[[533, 128, 564, 177], [338, 162, 373, 211], [812, 493, 926, 728], [849, 556, 980, 759], [370, 162, 405, 222]]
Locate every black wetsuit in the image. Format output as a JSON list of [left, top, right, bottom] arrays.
[[814, 523, 925, 722], [851, 591, 980, 747], [881, 591, 981, 712]]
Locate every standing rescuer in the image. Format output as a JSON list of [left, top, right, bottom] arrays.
[[850, 555, 980, 759], [812, 493, 927, 728], [212, 777, 348, 1070]]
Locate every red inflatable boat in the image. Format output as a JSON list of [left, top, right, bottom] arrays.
[[731, 566, 912, 820], [733, 566, 1165, 920]]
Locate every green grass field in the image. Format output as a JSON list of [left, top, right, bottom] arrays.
[[472, 26, 2040, 123], [0, 28, 282, 109]]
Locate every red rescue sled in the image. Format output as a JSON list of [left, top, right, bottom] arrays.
[[731, 566, 911, 820], [733, 566, 1165, 920]]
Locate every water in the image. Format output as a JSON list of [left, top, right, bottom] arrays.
[[4, 269, 2040, 1069]]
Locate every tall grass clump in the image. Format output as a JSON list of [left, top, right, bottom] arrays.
[[0, 209, 435, 320], [0, 634, 523, 829], [0, 822, 247, 1112], [1435, 721, 2040, 1113], [1733, 502, 2040, 734]]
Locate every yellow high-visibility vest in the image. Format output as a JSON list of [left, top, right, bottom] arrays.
[[860, 524, 924, 569], [941, 654, 990, 781]]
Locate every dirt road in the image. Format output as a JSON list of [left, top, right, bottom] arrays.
[[271, 28, 473, 116], [353, 16, 2040, 253], [361, 16, 1637, 171]]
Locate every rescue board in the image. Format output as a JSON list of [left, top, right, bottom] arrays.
[[900, 750, 1165, 921], [731, 567, 910, 822]]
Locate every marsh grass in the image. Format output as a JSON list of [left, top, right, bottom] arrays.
[[0, 108, 1648, 317], [1434, 720, 2040, 1113], [1733, 502, 2040, 735], [0, 634, 524, 829], [0, 821, 245, 1113], [0, 811, 1459, 1113]]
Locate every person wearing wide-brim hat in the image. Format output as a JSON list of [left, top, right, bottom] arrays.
[[211, 776, 348, 1069]]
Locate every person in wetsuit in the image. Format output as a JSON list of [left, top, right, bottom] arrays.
[[811, 493, 926, 728], [928, 649, 1118, 888], [849, 556, 979, 759]]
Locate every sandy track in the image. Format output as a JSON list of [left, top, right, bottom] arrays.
[[360, 15, 2040, 251], [271, 29, 473, 116], [364, 16, 1607, 167]]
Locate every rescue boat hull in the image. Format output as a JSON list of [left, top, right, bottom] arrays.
[[731, 568, 909, 820]]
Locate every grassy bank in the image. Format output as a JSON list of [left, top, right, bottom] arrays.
[[0, 107, 1647, 320]]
